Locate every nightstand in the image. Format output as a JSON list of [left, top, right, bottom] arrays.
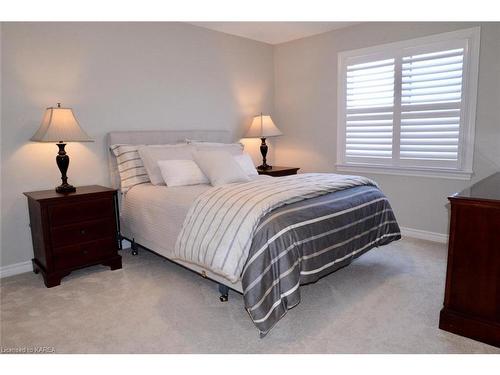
[[257, 166, 300, 177], [23, 185, 122, 287]]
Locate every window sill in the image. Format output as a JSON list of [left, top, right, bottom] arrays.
[[335, 163, 473, 180]]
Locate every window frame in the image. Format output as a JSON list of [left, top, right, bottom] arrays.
[[336, 27, 480, 180]]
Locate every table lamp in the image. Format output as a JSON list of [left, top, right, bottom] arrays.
[[244, 113, 283, 170], [30, 103, 93, 193]]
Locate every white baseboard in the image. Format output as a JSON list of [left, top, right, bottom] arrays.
[[0, 260, 33, 278], [0, 239, 132, 279], [400, 226, 448, 244]]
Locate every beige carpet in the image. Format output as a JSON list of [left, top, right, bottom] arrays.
[[1, 238, 498, 354]]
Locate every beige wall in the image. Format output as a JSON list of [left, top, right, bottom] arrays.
[[2, 22, 499, 270], [0, 22, 274, 267], [274, 22, 500, 235]]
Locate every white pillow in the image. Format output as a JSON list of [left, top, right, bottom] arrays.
[[138, 144, 194, 186], [157, 160, 209, 187], [194, 150, 250, 186], [233, 153, 258, 176], [187, 140, 244, 156]]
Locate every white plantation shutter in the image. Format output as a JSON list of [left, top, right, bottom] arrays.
[[400, 48, 464, 168], [337, 28, 480, 178], [345, 58, 394, 161]]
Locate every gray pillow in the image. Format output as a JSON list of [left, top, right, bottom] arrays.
[[138, 144, 194, 185], [193, 150, 250, 186], [187, 140, 244, 155]]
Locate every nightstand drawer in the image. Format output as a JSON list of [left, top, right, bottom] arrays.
[[53, 238, 116, 269], [50, 218, 115, 248], [48, 197, 114, 227]]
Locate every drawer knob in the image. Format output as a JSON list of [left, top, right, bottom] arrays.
[[80, 229, 86, 235], [82, 250, 88, 255]]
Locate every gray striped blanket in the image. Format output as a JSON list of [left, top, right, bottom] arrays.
[[175, 173, 381, 281], [243, 185, 400, 335]]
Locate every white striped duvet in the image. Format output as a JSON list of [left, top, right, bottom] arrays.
[[173, 173, 378, 282]]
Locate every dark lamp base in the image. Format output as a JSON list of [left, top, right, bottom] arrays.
[[55, 142, 76, 194], [56, 183, 76, 194], [259, 138, 272, 171]]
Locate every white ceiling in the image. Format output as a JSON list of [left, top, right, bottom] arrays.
[[189, 22, 358, 45]]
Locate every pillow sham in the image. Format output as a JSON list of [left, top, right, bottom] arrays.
[[233, 153, 258, 176], [110, 144, 150, 192], [157, 159, 209, 187], [187, 139, 244, 156], [193, 150, 250, 186], [138, 144, 194, 186]]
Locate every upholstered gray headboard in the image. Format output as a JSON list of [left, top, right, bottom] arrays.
[[107, 130, 232, 190]]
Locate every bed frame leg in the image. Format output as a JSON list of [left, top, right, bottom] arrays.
[[131, 238, 139, 256], [218, 283, 229, 302]]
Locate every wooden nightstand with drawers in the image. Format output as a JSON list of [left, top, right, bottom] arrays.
[[257, 166, 300, 177], [23, 185, 122, 287]]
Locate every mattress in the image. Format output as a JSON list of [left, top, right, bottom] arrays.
[[121, 182, 212, 256]]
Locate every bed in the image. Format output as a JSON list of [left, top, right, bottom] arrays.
[[107, 130, 401, 336]]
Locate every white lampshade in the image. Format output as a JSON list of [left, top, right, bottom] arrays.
[[31, 104, 93, 143], [244, 114, 283, 138]]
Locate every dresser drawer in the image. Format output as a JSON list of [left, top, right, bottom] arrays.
[[48, 197, 114, 227], [53, 238, 116, 269], [50, 218, 116, 248]]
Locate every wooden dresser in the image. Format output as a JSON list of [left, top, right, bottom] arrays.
[[24, 185, 122, 287], [439, 172, 500, 347]]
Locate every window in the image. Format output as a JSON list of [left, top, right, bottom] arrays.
[[337, 28, 480, 179]]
